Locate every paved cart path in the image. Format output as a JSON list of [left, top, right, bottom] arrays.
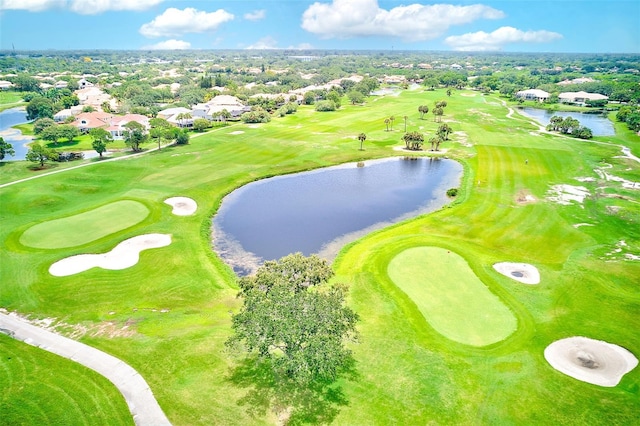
[[0, 312, 171, 426]]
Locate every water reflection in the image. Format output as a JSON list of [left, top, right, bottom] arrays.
[[518, 107, 614, 136]]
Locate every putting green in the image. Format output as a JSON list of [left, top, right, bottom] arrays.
[[387, 246, 517, 346], [20, 200, 149, 249]]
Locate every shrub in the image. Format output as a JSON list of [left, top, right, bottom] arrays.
[[315, 100, 337, 112], [446, 188, 458, 197]]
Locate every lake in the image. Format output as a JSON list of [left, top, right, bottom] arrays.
[[212, 156, 462, 275], [518, 107, 615, 136], [0, 108, 32, 161]]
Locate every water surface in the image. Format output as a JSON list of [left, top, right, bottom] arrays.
[[213, 157, 462, 275], [518, 107, 614, 136], [0, 108, 32, 161]]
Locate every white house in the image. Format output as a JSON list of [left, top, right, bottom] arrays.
[[515, 89, 550, 102], [77, 78, 94, 89], [192, 95, 250, 120], [107, 114, 150, 140], [157, 106, 193, 127], [0, 80, 13, 90], [558, 91, 608, 106]]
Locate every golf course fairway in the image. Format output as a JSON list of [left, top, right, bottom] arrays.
[[387, 246, 517, 346]]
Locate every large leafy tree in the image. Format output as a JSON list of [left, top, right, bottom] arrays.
[[26, 143, 58, 167], [0, 137, 16, 161], [89, 127, 113, 158], [26, 96, 54, 120], [227, 253, 359, 386], [123, 121, 147, 152]]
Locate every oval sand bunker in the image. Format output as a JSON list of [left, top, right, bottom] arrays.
[[493, 262, 540, 284], [544, 337, 638, 387], [49, 234, 171, 276], [165, 197, 197, 216]]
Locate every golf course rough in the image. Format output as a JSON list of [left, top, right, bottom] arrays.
[[19, 200, 150, 249], [387, 246, 517, 346]]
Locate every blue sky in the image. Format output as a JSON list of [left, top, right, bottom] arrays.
[[0, 1, 638, 53]]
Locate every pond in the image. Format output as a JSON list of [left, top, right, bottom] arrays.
[[0, 108, 32, 161], [518, 107, 615, 136], [212, 157, 462, 275]]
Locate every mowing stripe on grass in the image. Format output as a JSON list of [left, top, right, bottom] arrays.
[[387, 246, 517, 346], [19, 200, 149, 249]]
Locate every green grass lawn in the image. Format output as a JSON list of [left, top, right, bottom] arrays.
[[0, 91, 26, 112], [19, 199, 150, 249], [0, 334, 133, 426], [0, 88, 638, 425], [387, 246, 517, 346]]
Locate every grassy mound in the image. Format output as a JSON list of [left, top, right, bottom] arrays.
[[387, 246, 517, 346], [19, 200, 149, 249]]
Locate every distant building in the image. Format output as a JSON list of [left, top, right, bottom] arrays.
[[558, 91, 608, 106], [515, 89, 550, 102], [77, 78, 94, 89], [192, 95, 250, 120], [557, 77, 596, 86]]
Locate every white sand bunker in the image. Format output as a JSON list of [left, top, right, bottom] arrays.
[[544, 337, 638, 387], [229, 131, 245, 135], [164, 197, 197, 216], [49, 234, 171, 277], [493, 262, 540, 284]]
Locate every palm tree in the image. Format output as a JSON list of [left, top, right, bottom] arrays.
[[402, 131, 424, 150], [436, 123, 452, 140], [403, 115, 408, 132], [429, 135, 442, 151], [389, 115, 395, 130], [384, 118, 390, 131], [418, 105, 429, 119], [433, 107, 444, 122], [357, 133, 367, 150], [446, 89, 452, 97]]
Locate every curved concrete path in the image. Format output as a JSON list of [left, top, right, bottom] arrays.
[[0, 312, 171, 426]]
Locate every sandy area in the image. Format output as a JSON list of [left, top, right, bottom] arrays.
[[229, 131, 245, 135], [544, 337, 638, 387], [493, 262, 540, 284], [49, 234, 171, 277], [164, 196, 197, 216], [547, 184, 590, 205]]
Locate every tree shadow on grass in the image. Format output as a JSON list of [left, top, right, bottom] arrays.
[[227, 357, 356, 425]]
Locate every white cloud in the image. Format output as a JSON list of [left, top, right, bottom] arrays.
[[140, 7, 234, 38], [244, 9, 265, 21], [445, 26, 563, 51], [301, 0, 504, 41], [245, 36, 279, 50], [69, 0, 164, 14], [0, 0, 65, 12], [143, 39, 191, 50], [0, 0, 164, 13]]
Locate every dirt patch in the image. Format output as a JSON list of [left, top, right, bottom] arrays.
[[516, 190, 536, 204], [544, 337, 638, 387], [229, 130, 245, 135], [546, 184, 590, 205], [493, 262, 540, 284]]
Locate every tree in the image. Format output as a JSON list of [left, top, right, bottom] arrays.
[[123, 121, 147, 152], [418, 105, 429, 119], [347, 90, 365, 105], [436, 123, 452, 141], [33, 117, 56, 135], [357, 133, 367, 150], [26, 143, 58, 167], [226, 253, 359, 386], [446, 89, 452, 97], [433, 107, 444, 122], [326, 90, 341, 109], [175, 129, 190, 145], [89, 127, 113, 158], [193, 118, 211, 132], [402, 131, 424, 150], [572, 126, 593, 139], [384, 118, 390, 131], [40, 125, 64, 145], [429, 135, 444, 151], [150, 117, 172, 150], [403, 115, 408, 132], [26, 96, 54, 120], [0, 137, 15, 161], [12, 74, 40, 92], [435, 100, 447, 109], [389, 115, 395, 130]]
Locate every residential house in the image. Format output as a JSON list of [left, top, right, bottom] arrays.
[[72, 111, 113, 133], [515, 89, 550, 102], [558, 91, 608, 106], [107, 114, 150, 140], [192, 95, 250, 120], [78, 78, 94, 89], [53, 105, 82, 122], [0, 80, 13, 90], [157, 106, 193, 127]]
